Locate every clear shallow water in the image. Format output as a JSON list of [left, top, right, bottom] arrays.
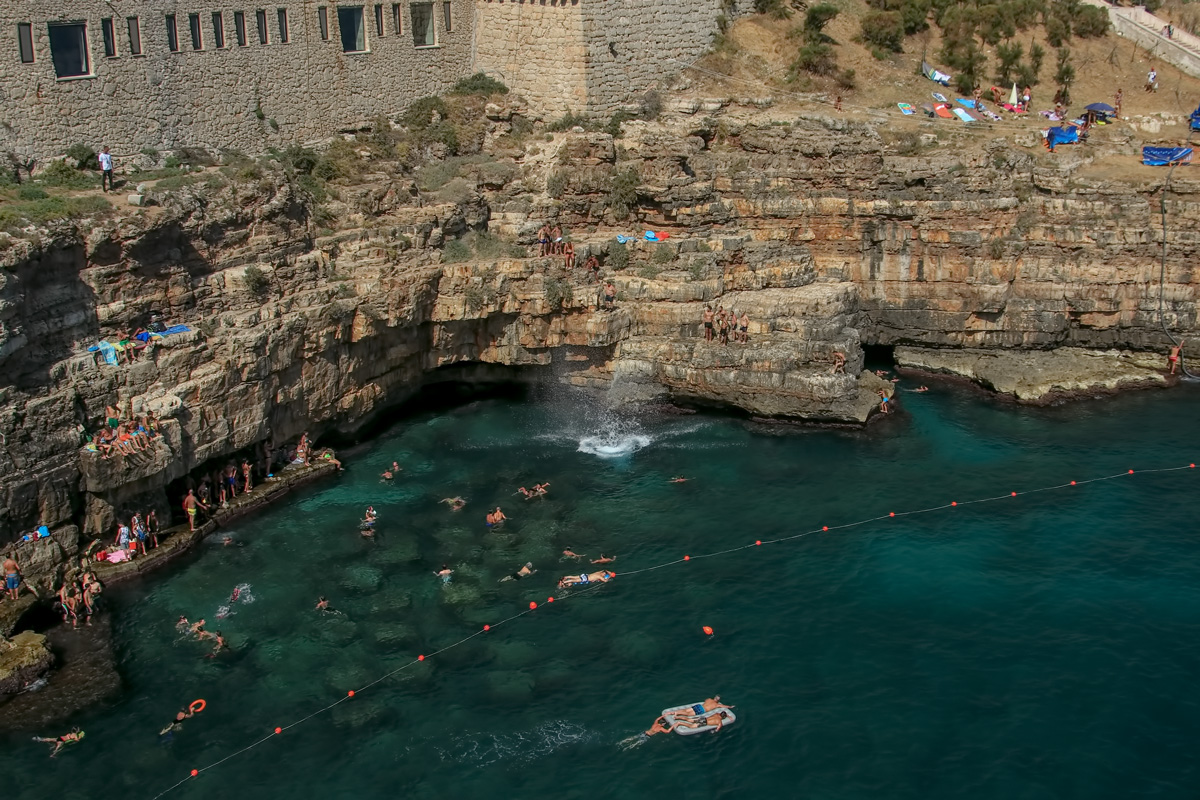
[[9, 383, 1200, 800]]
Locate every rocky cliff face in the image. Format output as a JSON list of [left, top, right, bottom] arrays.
[[1, 99, 1197, 560]]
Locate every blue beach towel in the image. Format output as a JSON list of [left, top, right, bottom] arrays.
[[615, 234, 635, 244], [88, 341, 120, 365]]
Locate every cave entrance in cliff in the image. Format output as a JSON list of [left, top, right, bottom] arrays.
[[862, 344, 896, 372]]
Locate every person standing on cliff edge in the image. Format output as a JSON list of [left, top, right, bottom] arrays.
[[3, 554, 21, 600], [98, 147, 114, 193], [183, 490, 199, 532]]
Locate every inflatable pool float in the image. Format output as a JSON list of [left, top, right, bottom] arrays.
[[661, 702, 736, 735]]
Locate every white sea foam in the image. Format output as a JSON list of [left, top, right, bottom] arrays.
[[438, 720, 595, 767], [577, 433, 651, 458]]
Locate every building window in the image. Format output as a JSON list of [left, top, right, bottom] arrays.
[[318, 7, 329, 39], [256, 10, 268, 43], [189, 13, 202, 49], [127, 17, 142, 55], [234, 11, 247, 45], [18, 23, 35, 63], [101, 18, 117, 57], [47, 22, 90, 78], [277, 9, 289, 42], [392, 3, 402, 34], [166, 14, 178, 51], [338, 6, 366, 52], [374, 4, 384, 36], [212, 12, 225, 47], [411, 3, 434, 47], [442, 1, 451, 33]]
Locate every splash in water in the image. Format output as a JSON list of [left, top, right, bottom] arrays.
[[577, 434, 651, 458], [437, 720, 595, 767], [217, 584, 255, 618]]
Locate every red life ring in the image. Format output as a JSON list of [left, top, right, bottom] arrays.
[[189, 699, 206, 713]]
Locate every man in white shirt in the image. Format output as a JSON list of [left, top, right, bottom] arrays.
[[1145, 67, 1158, 93], [98, 146, 114, 192]]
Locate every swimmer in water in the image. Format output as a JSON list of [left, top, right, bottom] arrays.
[[364, 506, 378, 523], [557, 570, 614, 589], [316, 596, 330, 612], [590, 554, 616, 564], [904, 385, 929, 393], [381, 469, 394, 481], [221, 535, 235, 547], [159, 708, 194, 736], [517, 486, 534, 499], [34, 728, 85, 756], [485, 507, 507, 528], [434, 565, 454, 583], [176, 615, 189, 631], [229, 586, 241, 604], [644, 716, 676, 736], [208, 632, 227, 656], [669, 476, 687, 483], [440, 496, 466, 511], [499, 562, 535, 582], [561, 549, 585, 560], [189, 619, 207, 637], [533, 482, 550, 496]]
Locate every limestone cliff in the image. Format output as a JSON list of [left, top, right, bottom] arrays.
[[1, 100, 1197, 561]]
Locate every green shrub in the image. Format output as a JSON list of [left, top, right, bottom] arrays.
[[451, 73, 509, 96], [442, 238, 472, 263], [282, 145, 319, 175], [175, 147, 216, 167], [334, 282, 356, 298], [754, 0, 792, 18], [547, 112, 595, 132], [164, 155, 182, 169], [1045, 14, 1068, 47], [836, 68, 857, 89], [996, 42, 1023, 84], [297, 173, 327, 204], [688, 261, 707, 281], [637, 264, 661, 279], [608, 240, 629, 271], [66, 144, 97, 170], [860, 11, 905, 52], [546, 170, 569, 198], [17, 186, 48, 200], [1072, 5, 1108, 37], [640, 91, 663, 121], [607, 168, 640, 220], [140, 147, 160, 161], [465, 231, 525, 259], [652, 243, 674, 264], [403, 96, 451, 130], [241, 265, 270, 296], [544, 276, 573, 308], [465, 286, 486, 311], [605, 110, 638, 138], [0, 195, 111, 230], [792, 42, 839, 76], [235, 165, 264, 182], [39, 160, 96, 189]]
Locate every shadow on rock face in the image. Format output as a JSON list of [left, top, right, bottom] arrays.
[[0, 614, 121, 733]]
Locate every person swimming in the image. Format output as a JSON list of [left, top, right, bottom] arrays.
[[499, 562, 535, 582], [669, 477, 687, 483], [485, 507, 506, 528], [557, 570, 614, 589], [590, 554, 616, 564], [561, 549, 585, 560], [434, 565, 454, 584], [229, 586, 241, 604], [440, 496, 466, 511], [34, 728, 85, 756], [316, 596, 330, 611]]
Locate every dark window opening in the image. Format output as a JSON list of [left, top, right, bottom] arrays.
[[277, 9, 289, 42], [375, 4, 384, 36], [127, 17, 142, 55], [338, 6, 365, 52], [392, 3, 401, 34], [442, 1, 451, 32], [166, 14, 178, 51], [256, 9, 268, 44], [101, 17, 116, 57], [18, 22, 35, 63], [48, 21, 90, 77], [318, 6, 329, 39], [234, 11, 247, 45], [411, 2, 434, 46], [189, 13, 202, 49], [212, 13, 225, 47]]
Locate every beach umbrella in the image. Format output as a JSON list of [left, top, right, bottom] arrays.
[[1009, 83, 1019, 105], [1085, 102, 1115, 114]]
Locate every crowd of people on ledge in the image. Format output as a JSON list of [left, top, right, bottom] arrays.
[[701, 305, 750, 344], [81, 404, 162, 459]]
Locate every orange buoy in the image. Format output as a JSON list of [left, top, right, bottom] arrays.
[[702, 626, 714, 636], [189, 699, 206, 713]]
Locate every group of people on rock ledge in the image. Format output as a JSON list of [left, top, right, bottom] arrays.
[[701, 306, 750, 344], [81, 404, 162, 459]]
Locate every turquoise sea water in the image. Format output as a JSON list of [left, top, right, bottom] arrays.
[[8, 381, 1200, 800]]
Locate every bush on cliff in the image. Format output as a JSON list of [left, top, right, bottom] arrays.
[[608, 240, 629, 271], [606, 168, 641, 220], [39, 160, 97, 189], [65, 144, 97, 170], [241, 265, 271, 296], [0, 194, 111, 232], [450, 73, 509, 96], [859, 11, 906, 52]]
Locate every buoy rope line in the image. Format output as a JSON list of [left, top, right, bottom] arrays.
[[148, 461, 1196, 799], [1156, 126, 1198, 380]]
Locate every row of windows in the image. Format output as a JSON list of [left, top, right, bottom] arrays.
[[16, 3, 453, 78]]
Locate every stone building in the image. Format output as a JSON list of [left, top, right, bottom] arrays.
[[1, 0, 722, 160]]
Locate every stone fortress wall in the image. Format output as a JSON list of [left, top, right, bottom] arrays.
[[2, 0, 722, 159], [1, 0, 476, 160], [473, 0, 723, 116]]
